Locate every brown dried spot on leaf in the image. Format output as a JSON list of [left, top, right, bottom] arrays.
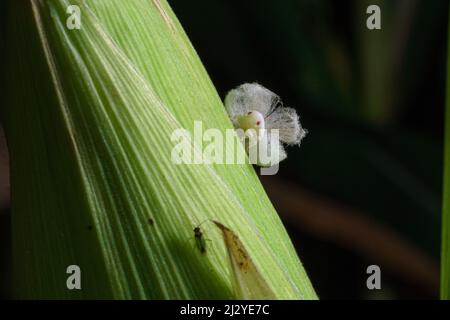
[[213, 220, 276, 299]]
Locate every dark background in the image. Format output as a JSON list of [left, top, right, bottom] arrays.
[[169, 0, 449, 299], [0, 0, 449, 299]]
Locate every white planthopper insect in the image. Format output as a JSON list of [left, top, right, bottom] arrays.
[[224, 83, 306, 167]]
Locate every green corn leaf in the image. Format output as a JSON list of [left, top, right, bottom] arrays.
[[3, 0, 317, 299], [441, 4, 450, 301]]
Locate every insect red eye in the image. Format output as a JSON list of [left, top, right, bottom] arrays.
[[256, 121, 261, 125]]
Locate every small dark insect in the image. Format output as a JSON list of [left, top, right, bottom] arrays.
[[148, 218, 154, 226], [194, 226, 207, 254], [193, 220, 210, 254]]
